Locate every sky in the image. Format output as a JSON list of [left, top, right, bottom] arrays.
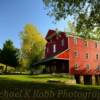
[[0, 0, 73, 48]]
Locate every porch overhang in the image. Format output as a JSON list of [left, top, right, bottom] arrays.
[[32, 49, 69, 67]]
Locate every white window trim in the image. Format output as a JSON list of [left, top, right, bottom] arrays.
[[84, 41, 88, 47], [85, 53, 89, 59], [86, 64, 90, 69], [96, 53, 99, 60], [50, 40, 52, 42], [74, 64, 78, 70], [53, 44, 56, 53], [95, 42, 98, 48], [56, 37, 58, 40], [61, 39, 64, 47], [96, 65, 100, 71], [74, 51, 78, 57]]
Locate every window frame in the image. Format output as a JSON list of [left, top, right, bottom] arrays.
[[56, 37, 58, 40], [74, 51, 78, 57], [74, 64, 78, 70], [86, 64, 90, 70], [96, 53, 99, 60], [61, 39, 64, 47], [85, 53, 89, 59], [53, 44, 56, 53], [96, 65, 100, 71], [84, 41, 88, 47], [95, 42, 98, 48]]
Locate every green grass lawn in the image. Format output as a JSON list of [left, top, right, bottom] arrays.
[[0, 74, 74, 87], [0, 74, 100, 100], [0, 74, 99, 89]]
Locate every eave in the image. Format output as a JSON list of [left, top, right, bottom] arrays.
[[32, 49, 69, 67]]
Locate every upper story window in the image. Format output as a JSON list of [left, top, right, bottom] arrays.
[[53, 44, 56, 53], [95, 42, 98, 48], [85, 53, 89, 59], [96, 65, 100, 71], [59, 34, 61, 38], [74, 51, 78, 57], [84, 41, 88, 47], [50, 40, 52, 42], [96, 54, 99, 60], [74, 64, 78, 70], [74, 37, 77, 44], [86, 64, 90, 70], [61, 39, 64, 47], [56, 37, 58, 40]]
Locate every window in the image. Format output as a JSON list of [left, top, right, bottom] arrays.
[[53, 44, 56, 53], [74, 64, 78, 70], [59, 34, 61, 37], [74, 51, 78, 57], [50, 40, 52, 42], [61, 39, 64, 46], [56, 37, 58, 40], [95, 42, 98, 48], [86, 64, 90, 70], [74, 37, 77, 44], [85, 53, 89, 59], [96, 65, 100, 71], [84, 41, 88, 47], [96, 54, 99, 60]]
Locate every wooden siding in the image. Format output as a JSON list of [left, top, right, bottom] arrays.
[[45, 30, 100, 75], [68, 36, 100, 75], [45, 32, 68, 58]]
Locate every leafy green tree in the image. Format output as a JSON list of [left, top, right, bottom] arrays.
[[0, 49, 2, 59], [19, 24, 46, 70], [0, 40, 19, 72], [66, 21, 76, 33], [0, 48, 2, 63], [43, 0, 100, 39]]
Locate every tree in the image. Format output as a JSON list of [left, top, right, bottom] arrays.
[[43, 0, 100, 39], [19, 24, 46, 70], [0, 48, 2, 63], [66, 21, 76, 33], [0, 40, 19, 72]]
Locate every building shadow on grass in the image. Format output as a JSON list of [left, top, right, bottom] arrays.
[[0, 76, 69, 88], [0, 77, 100, 100]]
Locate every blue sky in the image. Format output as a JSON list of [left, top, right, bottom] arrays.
[[0, 0, 73, 48]]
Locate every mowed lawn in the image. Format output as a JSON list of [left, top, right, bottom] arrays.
[[0, 74, 75, 87], [0, 74, 100, 89], [0, 74, 100, 90], [0, 74, 100, 100]]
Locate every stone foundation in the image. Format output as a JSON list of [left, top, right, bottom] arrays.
[[75, 75, 100, 85], [80, 76, 84, 84], [92, 75, 96, 85], [95, 75, 100, 85]]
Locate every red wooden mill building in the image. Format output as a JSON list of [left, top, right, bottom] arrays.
[[33, 29, 100, 85]]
